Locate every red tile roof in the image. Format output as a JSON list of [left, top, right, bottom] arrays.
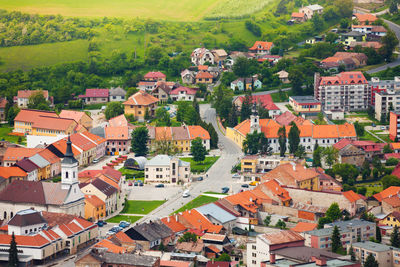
[[38, 149, 60, 164], [161, 216, 187, 233], [123, 91, 159, 106], [14, 109, 58, 123], [343, 190, 363, 203], [144, 71, 166, 79], [59, 110, 90, 123], [0, 167, 27, 178], [94, 239, 126, 253], [235, 94, 279, 111], [259, 179, 291, 203], [249, 41, 274, 51], [262, 230, 304, 245], [105, 126, 130, 140], [196, 71, 213, 79], [170, 87, 198, 95], [275, 111, 297, 126], [188, 125, 210, 140], [292, 12, 305, 18], [179, 209, 223, 233], [0, 234, 50, 247], [0, 98, 7, 109], [354, 13, 378, 23], [85, 195, 105, 208], [17, 90, 49, 99], [80, 89, 109, 98], [319, 71, 367, 86], [3, 147, 43, 162], [373, 186, 400, 202], [290, 222, 318, 233], [261, 163, 319, 186]]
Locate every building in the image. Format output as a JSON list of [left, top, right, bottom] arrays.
[[336, 143, 366, 166], [78, 89, 109, 104], [196, 203, 237, 233], [144, 155, 190, 184], [350, 241, 400, 267], [230, 77, 262, 91], [195, 71, 213, 84], [314, 71, 369, 111], [333, 139, 384, 160], [76, 250, 160, 267], [105, 126, 131, 155], [109, 87, 126, 102], [348, 41, 382, 51], [17, 90, 51, 108], [84, 195, 106, 222], [125, 221, 174, 251], [340, 31, 366, 46], [0, 166, 27, 191], [59, 110, 93, 130], [304, 220, 375, 250], [233, 94, 280, 117], [240, 155, 291, 174], [375, 91, 400, 121], [170, 87, 197, 101], [144, 71, 167, 82], [249, 41, 274, 54], [354, 13, 378, 25], [0, 137, 85, 220], [247, 230, 305, 267], [123, 91, 159, 122], [15, 158, 39, 181], [352, 25, 387, 36], [0, 98, 6, 122], [13, 109, 58, 135], [380, 211, 400, 228], [291, 12, 306, 23], [2, 147, 43, 166], [369, 76, 400, 106], [277, 70, 290, 83], [191, 48, 215, 66], [151, 82, 173, 103], [29, 153, 51, 180], [289, 96, 321, 115], [181, 69, 195, 84], [320, 52, 367, 72], [390, 112, 400, 141], [299, 4, 323, 20], [211, 49, 228, 66], [138, 81, 157, 91], [37, 148, 61, 179]]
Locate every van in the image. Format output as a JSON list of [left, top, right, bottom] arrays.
[[183, 190, 190, 198]]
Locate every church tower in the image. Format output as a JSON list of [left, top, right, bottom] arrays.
[[250, 103, 261, 133], [61, 136, 79, 190]]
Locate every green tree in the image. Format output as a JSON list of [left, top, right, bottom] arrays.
[[384, 144, 394, 154], [243, 132, 272, 155], [317, 217, 332, 229], [131, 127, 149, 156], [331, 225, 342, 253], [313, 144, 322, 167], [155, 107, 171, 126], [228, 104, 238, 127], [326, 203, 342, 222], [323, 147, 339, 168], [178, 232, 197, 243], [7, 105, 20, 125], [288, 122, 300, 154], [294, 145, 306, 159], [232, 57, 258, 77], [275, 219, 286, 229], [240, 93, 252, 121], [362, 160, 371, 180], [104, 102, 124, 120], [364, 253, 378, 267], [376, 226, 382, 243], [278, 126, 287, 157], [382, 175, 400, 189], [354, 121, 365, 136], [390, 0, 398, 14], [349, 245, 356, 261], [380, 30, 399, 62], [144, 108, 151, 121], [264, 215, 271, 226], [215, 253, 231, 262], [332, 163, 359, 184], [27, 90, 50, 110], [191, 137, 207, 163], [391, 225, 400, 248], [8, 232, 18, 267]]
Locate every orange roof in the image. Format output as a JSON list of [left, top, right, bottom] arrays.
[[38, 149, 60, 164], [85, 195, 105, 208], [0, 234, 50, 247], [188, 125, 210, 140], [32, 116, 76, 131], [343, 190, 362, 203], [392, 143, 400, 150], [109, 114, 128, 127], [259, 179, 291, 203], [262, 163, 319, 186], [94, 239, 126, 253], [68, 132, 97, 151], [382, 195, 400, 208], [14, 109, 58, 123], [95, 173, 119, 190], [373, 186, 400, 202], [354, 13, 378, 23], [312, 125, 339, 138], [290, 222, 318, 233], [123, 90, 159, 106], [110, 231, 135, 244], [291, 12, 305, 18], [249, 41, 274, 51], [59, 110, 89, 123], [51, 139, 81, 157], [0, 167, 27, 178], [319, 71, 367, 86], [65, 222, 83, 234], [179, 209, 223, 233], [161, 216, 187, 233], [3, 147, 43, 162], [160, 260, 191, 267], [74, 217, 96, 230], [17, 90, 49, 99], [198, 65, 208, 71], [225, 189, 271, 213], [321, 56, 342, 63], [155, 126, 173, 140], [207, 244, 221, 253], [81, 131, 106, 145], [262, 230, 304, 245], [105, 126, 129, 140], [196, 71, 213, 79]]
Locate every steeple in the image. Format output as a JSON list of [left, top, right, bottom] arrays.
[[61, 136, 79, 190], [62, 136, 78, 165], [250, 103, 261, 133]]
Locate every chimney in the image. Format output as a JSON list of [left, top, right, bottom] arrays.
[[175, 215, 179, 222], [270, 253, 276, 264], [167, 217, 170, 223]]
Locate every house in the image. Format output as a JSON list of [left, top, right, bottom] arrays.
[[144, 71, 167, 82], [78, 89, 109, 104], [351, 25, 387, 36], [175, 241, 204, 255], [211, 49, 228, 66], [84, 195, 106, 222], [291, 12, 306, 23], [181, 69, 196, 84], [0, 166, 27, 192], [17, 90, 51, 108], [28, 153, 50, 180], [306, 35, 324, 44], [195, 71, 213, 84], [348, 41, 382, 51], [13, 109, 58, 135], [246, 230, 304, 267], [289, 96, 321, 115], [380, 211, 400, 228], [0, 98, 6, 122], [144, 155, 190, 184], [333, 139, 384, 160], [138, 81, 158, 91], [125, 221, 174, 251], [0, 138, 85, 220], [177, 209, 223, 233], [38, 148, 61, 178], [225, 189, 272, 218], [47, 138, 82, 166], [109, 87, 127, 102], [75, 250, 160, 267], [350, 241, 400, 267], [390, 112, 400, 141], [370, 76, 400, 106], [230, 77, 262, 91], [59, 110, 93, 130], [249, 41, 274, 54], [374, 186, 400, 213], [340, 31, 366, 46], [258, 54, 282, 65], [299, 4, 323, 20], [233, 94, 280, 117], [123, 91, 159, 122], [314, 71, 369, 111], [191, 48, 215, 66], [196, 203, 237, 233], [15, 158, 39, 181], [290, 222, 318, 233], [258, 179, 292, 206], [277, 70, 289, 83], [354, 13, 378, 25], [320, 52, 368, 72], [304, 219, 375, 250], [104, 126, 131, 155], [151, 82, 173, 103], [336, 144, 366, 166], [313, 168, 342, 192], [170, 87, 197, 101], [80, 131, 107, 160], [2, 147, 43, 166]]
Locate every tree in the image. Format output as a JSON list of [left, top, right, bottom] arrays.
[[240, 93, 252, 121], [384, 144, 394, 154], [364, 253, 378, 267], [331, 225, 342, 253], [215, 253, 231, 262], [178, 232, 197, 243], [131, 127, 149, 156], [228, 104, 238, 127], [27, 90, 50, 110], [380, 30, 399, 62], [362, 160, 371, 180], [288, 122, 300, 154], [391, 225, 400, 248], [105, 102, 124, 120], [294, 145, 306, 159], [349, 245, 356, 261], [278, 126, 287, 157], [376, 225, 382, 243], [390, 0, 398, 14], [155, 107, 171, 126], [323, 147, 339, 168], [191, 137, 207, 163], [158, 242, 166, 251], [332, 163, 359, 184], [7, 105, 20, 125], [232, 57, 258, 77], [313, 144, 322, 167], [144, 108, 151, 121], [382, 175, 400, 189], [275, 219, 286, 229], [243, 132, 272, 155], [8, 232, 18, 267], [264, 215, 271, 226], [317, 217, 332, 229], [326, 203, 342, 222], [354, 121, 365, 137]]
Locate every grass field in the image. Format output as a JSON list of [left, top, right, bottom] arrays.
[[0, 124, 26, 145], [106, 215, 142, 224], [174, 195, 219, 214], [121, 200, 165, 215], [355, 182, 382, 197], [180, 156, 220, 173]]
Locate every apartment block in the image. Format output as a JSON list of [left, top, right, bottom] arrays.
[[390, 112, 400, 141], [369, 76, 400, 106], [375, 90, 400, 121], [350, 241, 400, 267]]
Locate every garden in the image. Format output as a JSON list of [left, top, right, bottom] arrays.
[[106, 215, 142, 224], [121, 200, 166, 215], [173, 195, 219, 214], [180, 156, 220, 173]]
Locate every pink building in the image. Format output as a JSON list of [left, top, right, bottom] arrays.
[[105, 126, 131, 155]]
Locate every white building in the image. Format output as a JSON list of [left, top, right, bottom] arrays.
[[145, 155, 190, 184], [170, 87, 197, 101], [109, 87, 126, 102], [16, 90, 51, 108], [299, 4, 324, 20], [191, 48, 215, 66]]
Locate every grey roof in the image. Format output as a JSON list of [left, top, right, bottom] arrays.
[[306, 4, 323, 10], [328, 219, 375, 229], [369, 79, 400, 87], [29, 154, 50, 168], [132, 157, 148, 170], [352, 241, 400, 252], [196, 203, 237, 224], [96, 252, 159, 266], [8, 209, 47, 227], [127, 221, 173, 242], [146, 155, 171, 166], [273, 246, 341, 262], [290, 96, 320, 104], [341, 31, 365, 37], [109, 87, 126, 97], [90, 126, 105, 138], [299, 259, 360, 267]]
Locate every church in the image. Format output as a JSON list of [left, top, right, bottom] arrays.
[[0, 137, 85, 221]]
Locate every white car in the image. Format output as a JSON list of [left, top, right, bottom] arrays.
[[182, 190, 190, 198]]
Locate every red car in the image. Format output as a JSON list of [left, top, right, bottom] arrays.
[[128, 182, 133, 186]]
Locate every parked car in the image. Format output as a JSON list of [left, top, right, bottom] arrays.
[[92, 158, 100, 164], [134, 182, 138, 186], [241, 184, 249, 188], [221, 187, 229, 194], [197, 177, 203, 181], [110, 226, 122, 233], [98, 220, 107, 225], [96, 221, 105, 227], [232, 173, 240, 179], [119, 221, 131, 228], [182, 190, 190, 198], [155, 184, 164, 188], [139, 182, 143, 187], [128, 182, 133, 186], [249, 181, 259, 186]]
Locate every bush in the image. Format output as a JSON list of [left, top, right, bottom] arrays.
[[386, 158, 399, 166]]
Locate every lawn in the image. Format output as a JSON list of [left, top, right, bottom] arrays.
[[174, 195, 219, 214], [180, 156, 220, 173], [270, 90, 293, 102], [359, 131, 381, 143], [355, 182, 383, 197], [0, 124, 26, 145], [203, 191, 228, 195], [121, 200, 166, 215], [119, 168, 144, 179], [0, 0, 225, 21], [106, 215, 142, 224]]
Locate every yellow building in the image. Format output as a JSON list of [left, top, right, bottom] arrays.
[[381, 212, 400, 228], [59, 110, 93, 130], [241, 155, 258, 173], [28, 154, 51, 180], [84, 195, 106, 222], [13, 109, 59, 135], [289, 96, 321, 115], [123, 91, 159, 122]]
